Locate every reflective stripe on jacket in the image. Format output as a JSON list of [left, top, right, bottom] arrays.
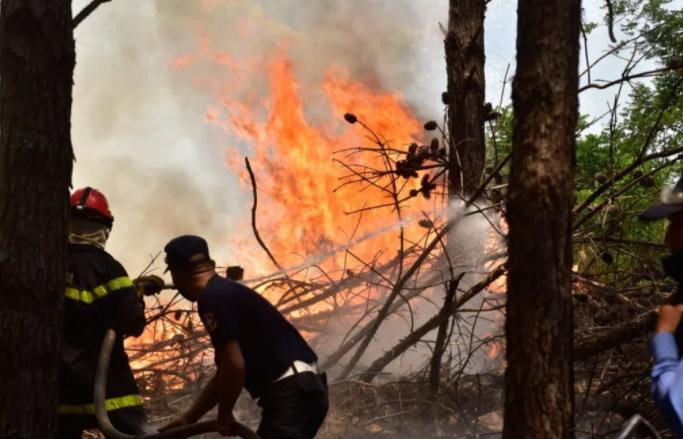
[[58, 394, 143, 415], [59, 243, 146, 411]]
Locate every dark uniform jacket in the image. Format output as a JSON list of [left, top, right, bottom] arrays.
[[58, 243, 146, 415], [198, 275, 318, 398]]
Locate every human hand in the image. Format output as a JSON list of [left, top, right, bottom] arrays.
[[134, 275, 166, 296], [656, 304, 683, 333]]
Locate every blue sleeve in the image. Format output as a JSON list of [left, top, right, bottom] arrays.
[[201, 293, 240, 348], [652, 332, 683, 437]]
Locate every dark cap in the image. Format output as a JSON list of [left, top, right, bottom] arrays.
[[164, 235, 211, 273], [639, 176, 683, 221]]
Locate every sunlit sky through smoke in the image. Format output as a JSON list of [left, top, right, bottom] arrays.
[[70, 0, 681, 276]]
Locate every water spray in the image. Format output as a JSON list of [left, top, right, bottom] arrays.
[[240, 200, 470, 284]]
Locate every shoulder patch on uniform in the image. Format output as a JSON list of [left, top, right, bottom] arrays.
[[202, 312, 218, 332]]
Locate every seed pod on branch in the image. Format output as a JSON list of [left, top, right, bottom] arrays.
[[424, 120, 438, 131], [344, 113, 357, 124], [420, 174, 437, 199], [418, 146, 431, 160], [418, 219, 433, 229]]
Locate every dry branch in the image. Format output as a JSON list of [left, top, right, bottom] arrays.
[[73, 0, 111, 28], [337, 222, 456, 379], [359, 265, 506, 382], [245, 157, 282, 271], [429, 275, 462, 395], [605, 0, 617, 43], [579, 66, 683, 93], [574, 311, 656, 361]]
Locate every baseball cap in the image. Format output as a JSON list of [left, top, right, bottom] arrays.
[[639, 176, 683, 221], [163, 235, 211, 273]]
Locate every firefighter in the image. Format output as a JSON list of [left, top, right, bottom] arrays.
[[159, 235, 329, 439], [640, 176, 683, 437], [57, 187, 160, 438]]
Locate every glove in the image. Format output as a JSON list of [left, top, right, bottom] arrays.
[[134, 275, 166, 296]]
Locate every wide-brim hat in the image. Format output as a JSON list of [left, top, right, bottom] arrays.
[[639, 176, 683, 221]]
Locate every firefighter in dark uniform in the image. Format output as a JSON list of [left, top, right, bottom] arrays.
[[57, 187, 159, 438], [160, 235, 329, 439]]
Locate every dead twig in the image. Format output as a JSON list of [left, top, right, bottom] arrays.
[[73, 0, 112, 28], [359, 265, 506, 382], [245, 157, 283, 271], [605, 0, 617, 43]]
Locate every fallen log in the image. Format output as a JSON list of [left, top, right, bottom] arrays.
[[574, 310, 656, 361]]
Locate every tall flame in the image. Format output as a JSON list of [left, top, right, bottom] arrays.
[[175, 34, 433, 278]]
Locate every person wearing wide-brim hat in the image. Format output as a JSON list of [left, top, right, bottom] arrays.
[[641, 175, 683, 438]]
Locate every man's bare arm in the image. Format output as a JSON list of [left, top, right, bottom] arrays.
[[216, 339, 245, 424]]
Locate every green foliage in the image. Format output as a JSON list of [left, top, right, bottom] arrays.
[[483, 0, 683, 281], [617, 0, 683, 64]]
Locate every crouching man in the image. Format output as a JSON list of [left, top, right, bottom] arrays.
[[641, 176, 683, 437], [160, 235, 328, 438]]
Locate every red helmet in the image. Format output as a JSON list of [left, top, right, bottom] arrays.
[[70, 187, 114, 225]]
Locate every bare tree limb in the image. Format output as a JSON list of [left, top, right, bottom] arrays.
[[605, 0, 617, 43], [73, 0, 112, 28], [429, 275, 463, 395], [573, 80, 683, 216], [359, 265, 506, 382], [574, 156, 680, 230], [579, 66, 683, 93], [245, 157, 282, 271], [337, 222, 455, 379], [319, 273, 434, 370], [574, 311, 655, 361]]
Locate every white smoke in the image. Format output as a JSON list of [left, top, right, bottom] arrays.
[[70, 0, 521, 275], [70, 1, 510, 380]]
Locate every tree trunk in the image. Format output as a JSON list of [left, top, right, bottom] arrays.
[[503, 0, 581, 438], [0, 2, 74, 437], [444, 0, 486, 196]]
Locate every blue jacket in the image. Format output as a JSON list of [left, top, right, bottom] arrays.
[[652, 331, 683, 437]]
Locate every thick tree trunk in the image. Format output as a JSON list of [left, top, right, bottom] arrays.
[[0, 1, 74, 437], [503, 0, 581, 438], [444, 0, 486, 196]]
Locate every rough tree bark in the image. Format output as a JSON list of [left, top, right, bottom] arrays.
[[503, 0, 581, 438], [444, 0, 486, 196], [0, 1, 75, 437]]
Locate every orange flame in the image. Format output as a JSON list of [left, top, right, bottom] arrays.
[[175, 34, 435, 278]]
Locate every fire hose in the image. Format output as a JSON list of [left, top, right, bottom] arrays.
[[95, 329, 260, 439]]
